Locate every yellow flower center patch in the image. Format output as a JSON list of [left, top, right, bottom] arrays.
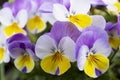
[[84, 53, 109, 78], [4, 22, 26, 37], [0, 47, 5, 63], [14, 55, 34, 73], [109, 37, 120, 49], [27, 15, 45, 33], [41, 51, 71, 75], [114, 2, 120, 12], [68, 14, 92, 29]]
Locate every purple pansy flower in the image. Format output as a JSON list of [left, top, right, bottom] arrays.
[[7, 33, 38, 73]]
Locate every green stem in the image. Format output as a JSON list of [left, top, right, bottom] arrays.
[[0, 63, 5, 80]]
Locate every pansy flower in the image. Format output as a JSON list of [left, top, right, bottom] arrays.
[[102, 0, 120, 14], [35, 21, 80, 75], [76, 26, 111, 78], [7, 33, 38, 73], [53, 0, 106, 30], [0, 28, 10, 64], [105, 15, 120, 50], [3, 0, 46, 34], [0, 8, 28, 37]]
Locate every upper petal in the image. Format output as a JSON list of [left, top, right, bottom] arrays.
[[50, 21, 81, 43], [16, 9, 28, 28], [91, 15, 106, 29], [0, 8, 13, 26], [53, 4, 69, 21], [58, 37, 75, 62], [91, 38, 111, 57], [35, 35, 57, 59], [70, 0, 90, 14]]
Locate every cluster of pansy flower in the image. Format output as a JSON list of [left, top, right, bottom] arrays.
[[0, 0, 120, 79]]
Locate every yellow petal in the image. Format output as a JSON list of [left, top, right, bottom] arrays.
[[109, 37, 120, 49], [4, 22, 26, 37], [27, 15, 45, 33], [41, 52, 71, 75], [68, 14, 92, 29], [84, 54, 109, 78], [0, 47, 5, 63], [14, 55, 34, 73], [114, 2, 120, 12]]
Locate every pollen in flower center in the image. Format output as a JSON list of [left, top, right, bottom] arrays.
[[52, 51, 63, 62]]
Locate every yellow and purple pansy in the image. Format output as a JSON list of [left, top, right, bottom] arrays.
[[75, 26, 111, 78], [35, 21, 80, 75], [7, 33, 38, 73], [53, 0, 106, 30]]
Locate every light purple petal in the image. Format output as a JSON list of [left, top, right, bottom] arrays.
[[8, 41, 35, 59], [75, 31, 94, 58], [7, 33, 30, 44], [50, 21, 81, 43], [83, 26, 108, 41], [117, 15, 120, 35]]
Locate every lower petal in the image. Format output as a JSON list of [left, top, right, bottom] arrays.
[[41, 53, 71, 75], [27, 16, 45, 34], [84, 54, 109, 78], [4, 23, 26, 37], [109, 37, 120, 49], [14, 55, 34, 73], [68, 14, 92, 29]]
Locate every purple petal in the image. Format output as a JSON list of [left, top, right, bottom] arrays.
[[12, 0, 31, 16], [75, 31, 94, 58], [83, 26, 108, 41], [105, 22, 113, 31], [8, 41, 36, 59], [117, 15, 120, 35], [50, 21, 81, 43], [7, 33, 30, 44]]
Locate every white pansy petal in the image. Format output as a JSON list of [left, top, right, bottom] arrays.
[[107, 5, 117, 11], [0, 8, 13, 26], [91, 15, 106, 29], [3, 51, 10, 63], [70, 0, 90, 14], [102, 0, 117, 4], [91, 39, 111, 57], [35, 35, 57, 59], [77, 45, 89, 71], [16, 9, 28, 28], [58, 37, 75, 62], [53, 4, 69, 21], [41, 13, 57, 25]]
